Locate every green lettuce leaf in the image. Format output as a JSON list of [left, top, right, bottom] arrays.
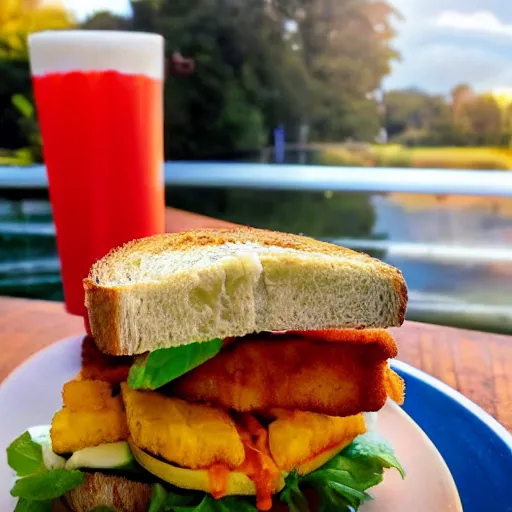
[[173, 495, 212, 512], [148, 487, 258, 512], [128, 339, 223, 390], [10, 469, 84, 500], [7, 432, 45, 477], [342, 432, 405, 478], [14, 499, 51, 512], [280, 433, 404, 512], [148, 483, 168, 512], [148, 483, 200, 512], [280, 471, 310, 512], [174, 495, 258, 512], [214, 497, 258, 511]]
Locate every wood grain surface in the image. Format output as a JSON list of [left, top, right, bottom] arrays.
[[0, 208, 510, 432]]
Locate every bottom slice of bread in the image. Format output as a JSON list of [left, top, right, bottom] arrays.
[[59, 472, 151, 512]]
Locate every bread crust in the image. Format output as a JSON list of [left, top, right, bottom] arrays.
[[84, 228, 408, 355], [87, 227, 399, 265], [63, 472, 151, 512]]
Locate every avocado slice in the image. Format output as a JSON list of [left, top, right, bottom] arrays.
[[27, 425, 66, 470], [65, 441, 134, 470]]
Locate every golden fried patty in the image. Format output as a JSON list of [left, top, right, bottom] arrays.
[[171, 329, 404, 417], [121, 383, 246, 469], [51, 380, 128, 454]]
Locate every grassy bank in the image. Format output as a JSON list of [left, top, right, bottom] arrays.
[[317, 144, 512, 170]]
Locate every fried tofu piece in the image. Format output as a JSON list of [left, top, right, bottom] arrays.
[[80, 336, 132, 384], [51, 400, 129, 454], [121, 383, 245, 469], [268, 410, 366, 471], [62, 380, 115, 412], [385, 366, 405, 405], [51, 379, 128, 454], [172, 330, 404, 417]]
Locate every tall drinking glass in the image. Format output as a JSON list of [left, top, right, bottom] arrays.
[[28, 31, 165, 317]]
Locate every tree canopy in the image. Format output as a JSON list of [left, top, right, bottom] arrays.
[[2, 0, 511, 159], [0, 0, 75, 59], [384, 84, 512, 147], [0, 0, 74, 153], [0, 0, 401, 158], [122, 0, 401, 159]]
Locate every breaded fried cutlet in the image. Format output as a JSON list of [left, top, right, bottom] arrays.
[[121, 384, 245, 469], [51, 380, 128, 454], [172, 330, 404, 417], [268, 410, 366, 471], [80, 336, 133, 384]]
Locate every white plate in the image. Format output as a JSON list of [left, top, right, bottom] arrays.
[[0, 336, 462, 511]]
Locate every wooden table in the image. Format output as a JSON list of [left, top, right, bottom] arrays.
[[0, 208, 511, 433]]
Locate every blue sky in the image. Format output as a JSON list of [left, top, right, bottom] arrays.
[[62, 0, 512, 95], [386, 0, 512, 94]]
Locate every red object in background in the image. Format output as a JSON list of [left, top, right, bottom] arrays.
[[167, 51, 195, 76], [32, 69, 165, 317]]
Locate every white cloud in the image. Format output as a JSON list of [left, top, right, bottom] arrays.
[[383, 5, 512, 93], [59, 0, 132, 21], [433, 10, 512, 37], [384, 43, 510, 94]]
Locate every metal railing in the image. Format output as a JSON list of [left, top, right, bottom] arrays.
[[1, 162, 512, 196], [1, 162, 512, 334]]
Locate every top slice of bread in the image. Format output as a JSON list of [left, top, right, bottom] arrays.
[[84, 227, 407, 355]]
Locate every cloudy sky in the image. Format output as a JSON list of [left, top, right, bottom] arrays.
[[61, 0, 511, 95], [385, 0, 512, 94], [61, 0, 130, 20]]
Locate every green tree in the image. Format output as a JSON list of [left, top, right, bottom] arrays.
[[384, 88, 452, 145], [80, 11, 130, 31], [0, 0, 74, 59], [119, 0, 400, 157], [0, 0, 74, 156], [451, 83, 475, 120], [383, 86, 512, 147], [0, 58, 31, 150], [502, 103, 512, 146], [125, 0, 308, 158], [273, 0, 401, 142], [167, 187, 378, 241], [457, 94, 503, 146]]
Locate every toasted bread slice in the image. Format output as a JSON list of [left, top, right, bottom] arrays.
[[62, 472, 151, 512], [84, 228, 407, 355]]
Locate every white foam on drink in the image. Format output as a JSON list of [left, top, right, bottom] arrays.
[[28, 31, 164, 79]]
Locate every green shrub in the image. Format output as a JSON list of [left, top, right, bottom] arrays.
[[315, 148, 366, 167]]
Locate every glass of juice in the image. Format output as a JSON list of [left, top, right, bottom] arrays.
[[28, 31, 165, 317]]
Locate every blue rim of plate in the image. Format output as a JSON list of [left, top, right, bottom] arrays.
[[391, 359, 512, 512]]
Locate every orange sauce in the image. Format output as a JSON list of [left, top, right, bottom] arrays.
[[237, 414, 281, 511], [205, 415, 280, 510], [207, 463, 231, 500]]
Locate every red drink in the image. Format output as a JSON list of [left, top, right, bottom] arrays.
[[29, 32, 165, 316]]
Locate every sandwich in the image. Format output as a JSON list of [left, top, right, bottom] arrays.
[[6, 227, 407, 511]]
